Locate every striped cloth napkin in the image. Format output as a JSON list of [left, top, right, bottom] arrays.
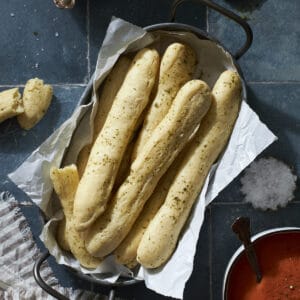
[[0, 192, 105, 300]]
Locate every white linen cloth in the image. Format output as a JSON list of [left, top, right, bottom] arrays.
[[0, 192, 106, 300]]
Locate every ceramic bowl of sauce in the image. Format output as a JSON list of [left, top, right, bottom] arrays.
[[223, 227, 300, 300]]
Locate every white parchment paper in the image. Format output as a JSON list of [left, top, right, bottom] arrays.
[[9, 17, 277, 299]]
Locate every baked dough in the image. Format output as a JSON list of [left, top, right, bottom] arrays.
[[73, 48, 160, 231], [17, 78, 53, 130], [114, 160, 179, 268], [85, 80, 212, 257], [50, 165, 102, 268], [137, 70, 242, 268], [132, 43, 196, 160], [77, 56, 132, 177], [0, 88, 23, 123]]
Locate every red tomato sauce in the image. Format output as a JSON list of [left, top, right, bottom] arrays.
[[226, 232, 300, 300]]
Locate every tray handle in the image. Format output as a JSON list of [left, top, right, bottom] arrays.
[[170, 0, 253, 59], [33, 251, 116, 300]]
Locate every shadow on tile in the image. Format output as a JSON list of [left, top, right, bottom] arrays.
[[246, 84, 300, 176], [0, 86, 84, 186], [214, 175, 244, 203], [19, 203, 45, 243], [47, 255, 93, 293], [184, 209, 210, 300]]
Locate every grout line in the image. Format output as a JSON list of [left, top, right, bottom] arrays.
[[248, 81, 300, 85], [52, 83, 87, 87], [208, 206, 213, 300], [0, 83, 87, 88], [206, 5, 209, 33], [19, 201, 34, 206], [86, 0, 91, 82], [0, 84, 25, 88]]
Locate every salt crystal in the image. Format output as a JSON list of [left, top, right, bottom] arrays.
[[35, 63, 39, 68], [10, 13, 15, 17], [55, 32, 59, 37], [41, 48, 44, 52], [240, 157, 297, 210]]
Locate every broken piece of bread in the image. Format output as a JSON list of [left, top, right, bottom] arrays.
[[50, 165, 102, 268], [17, 78, 53, 130], [0, 88, 23, 123]]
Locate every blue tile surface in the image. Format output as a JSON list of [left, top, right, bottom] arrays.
[[215, 83, 300, 203], [214, 176, 244, 203], [0, 0, 88, 84], [183, 209, 210, 300], [89, 0, 207, 72], [48, 255, 93, 292], [208, 0, 300, 81]]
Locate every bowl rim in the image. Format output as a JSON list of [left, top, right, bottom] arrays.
[[222, 226, 300, 300]]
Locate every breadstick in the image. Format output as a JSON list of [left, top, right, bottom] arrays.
[[50, 165, 102, 268], [77, 56, 132, 177], [113, 139, 135, 189], [113, 108, 147, 190], [0, 88, 23, 123], [85, 80, 212, 257], [132, 43, 196, 160], [17, 78, 53, 130], [137, 70, 242, 268], [73, 48, 159, 231], [114, 161, 179, 268]]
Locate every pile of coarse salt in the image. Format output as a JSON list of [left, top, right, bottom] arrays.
[[240, 157, 297, 210]]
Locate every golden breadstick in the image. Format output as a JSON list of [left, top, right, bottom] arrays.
[[77, 56, 132, 177], [114, 160, 179, 268], [73, 48, 159, 231], [137, 70, 242, 268], [132, 43, 196, 160], [85, 80, 212, 257]]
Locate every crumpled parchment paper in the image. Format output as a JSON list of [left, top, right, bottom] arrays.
[[9, 17, 277, 299]]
